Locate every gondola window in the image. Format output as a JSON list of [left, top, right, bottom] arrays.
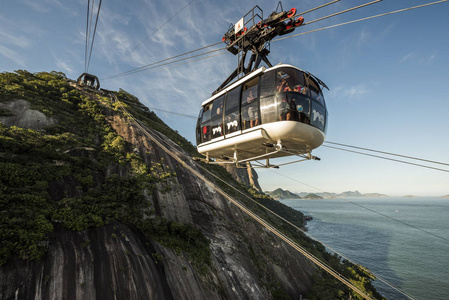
[[224, 86, 241, 135]]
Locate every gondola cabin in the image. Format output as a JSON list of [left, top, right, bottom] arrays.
[[77, 73, 100, 90], [196, 64, 328, 167]]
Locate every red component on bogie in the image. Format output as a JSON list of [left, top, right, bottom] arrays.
[[287, 8, 296, 18], [295, 16, 304, 27]]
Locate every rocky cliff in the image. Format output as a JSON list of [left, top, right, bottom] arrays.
[[0, 71, 383, 300]]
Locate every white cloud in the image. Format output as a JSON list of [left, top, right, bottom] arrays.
[[56, 58, 75, 75], [329, 84, 370, 101], [0, 45, 26, 66], [398, 52, 415, 64], [357, 29, 371, 46], [425, 52, 437, 64], [20, 0, 64, 13], [0, 30, 30, 48], [398, 51, 437, 65]]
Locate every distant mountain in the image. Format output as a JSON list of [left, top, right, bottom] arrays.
[[363, 193, 389, 198], [339, 190, 363, 197], [266, 188, 301, 200], [295, 190, 388, 199], [303, 193, 323, 199]]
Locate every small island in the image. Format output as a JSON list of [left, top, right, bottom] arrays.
[[266, 188, 301, 200]]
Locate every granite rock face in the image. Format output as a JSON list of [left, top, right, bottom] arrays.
[[0, 99, 57, 130]]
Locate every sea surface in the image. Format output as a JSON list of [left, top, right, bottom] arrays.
[[280, 197, 449, 300]]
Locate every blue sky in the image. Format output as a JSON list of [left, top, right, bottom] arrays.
[[1, 0, 449, 196]]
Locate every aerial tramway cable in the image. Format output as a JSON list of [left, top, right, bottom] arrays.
[[296, 0, 341, 17], [274, 0, 449, 43], [84, 0, 102, 73], [126, 0, 196, 55], [84, 0, 90, 73], [322, 144, 449, 173], [101, 45, 226, 80], [86, 0, 102, 72], [325, 141, 449, 168], [111, 95, 374, 300]]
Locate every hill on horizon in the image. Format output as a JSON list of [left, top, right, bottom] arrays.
[[266, 188, 301, 200], [295, 190, 389, 198]]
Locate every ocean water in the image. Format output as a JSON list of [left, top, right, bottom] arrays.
[[280, 197, 449, 300]]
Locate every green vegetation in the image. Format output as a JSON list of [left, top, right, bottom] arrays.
[[0, 70, 209, 271]]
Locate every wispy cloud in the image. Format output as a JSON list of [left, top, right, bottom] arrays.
[[56, 58, 75, 75], [20, 0, 64, 13], [357, 29, 371, 46], [0, 45, 26, 67], [398, 52, 416, 64], [329, 84, 370, 101], [399, 51, 437, 65], [0, 30, 30, 48]]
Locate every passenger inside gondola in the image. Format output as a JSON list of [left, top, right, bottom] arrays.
[[278, 97, 290, 120], [242, 84, 259, 129], [277, 78, 292, 92]]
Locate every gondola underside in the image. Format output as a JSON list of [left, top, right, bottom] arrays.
[[197, 121, 325, 164]]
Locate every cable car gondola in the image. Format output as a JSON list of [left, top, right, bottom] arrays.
[[77, 72, 100, 90], [195, 3, 329, 168], [196, 64, 328, 168]]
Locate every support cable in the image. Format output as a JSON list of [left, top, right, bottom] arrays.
[[86, 0, 95, 71], [126, 0, 195, 55], [145, 107, 197, 120], [84, 0, 91, 73], [86, 0, 103, 72], [297, 0, 341, 17], [102, 42, 225, 80], [274, 0, 449, 42], [105, 50, 226, 80], [325, 141, 449, 167], [303, 0, 383, 26], [322, 145, 449, 173]]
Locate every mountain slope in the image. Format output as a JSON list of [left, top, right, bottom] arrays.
[[0, 70, 383, 300]]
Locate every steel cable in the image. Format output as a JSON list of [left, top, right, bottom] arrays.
[[86, 0, 102, 72]]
